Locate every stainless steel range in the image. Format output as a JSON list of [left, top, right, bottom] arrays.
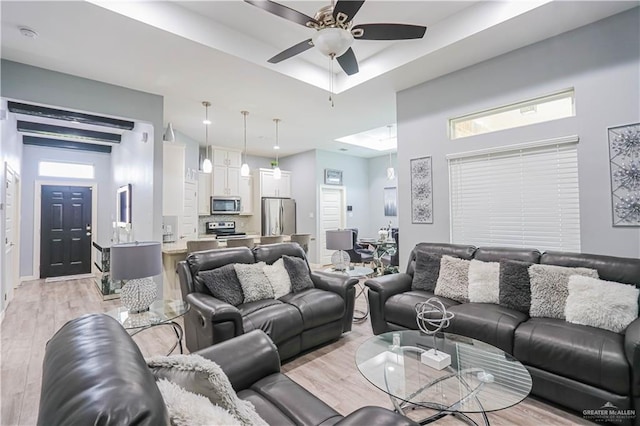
[[205, 221, 246, 238]]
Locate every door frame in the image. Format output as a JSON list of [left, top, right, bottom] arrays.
[[33, 180, 98, 280], [3, 163, 21, 310], [317, 185, 347, 265]]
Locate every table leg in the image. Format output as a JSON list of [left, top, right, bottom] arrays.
[[353, 282, 369, 322]]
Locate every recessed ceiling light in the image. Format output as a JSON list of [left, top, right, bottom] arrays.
[[19, 26, 38, 39]]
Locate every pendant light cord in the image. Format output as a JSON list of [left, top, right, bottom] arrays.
[[329, 54, 335, 107], [243, 111, 247, 163], [274, 118, 280, 164]]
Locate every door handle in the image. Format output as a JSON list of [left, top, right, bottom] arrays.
[[86, 232, 92, 236]]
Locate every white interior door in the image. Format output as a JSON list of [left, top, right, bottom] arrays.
[[181, 180, 198, 240], [4, 165, 18, 307], [319, 186, 346, 265]]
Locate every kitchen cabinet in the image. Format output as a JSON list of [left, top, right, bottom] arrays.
[[212, 148, 242, 196], [259, 168, 291, 198], [197, 172, 211, 215], [239, 175, 253, 215]]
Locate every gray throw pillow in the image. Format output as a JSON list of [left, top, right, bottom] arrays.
[[234, 262, 274, 303], [199, 264, 244, 306], [282, 255, 314, 293], [412, 251, 442, 292], [434, 255, 470, 303], [498, 259, 533, 314]]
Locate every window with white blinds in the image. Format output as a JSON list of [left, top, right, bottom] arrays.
[[448, 137, 580, 252]]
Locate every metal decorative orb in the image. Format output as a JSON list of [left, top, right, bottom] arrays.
[[415, 297, 455, 335]]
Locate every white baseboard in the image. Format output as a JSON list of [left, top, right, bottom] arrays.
[[19, 275, 37, 283], [45, 273, 95, 283]]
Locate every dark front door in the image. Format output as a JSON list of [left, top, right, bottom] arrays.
[[40, 185, 92, 278]]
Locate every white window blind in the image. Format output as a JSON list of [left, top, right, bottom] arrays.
[[448, 137, 580, 252]]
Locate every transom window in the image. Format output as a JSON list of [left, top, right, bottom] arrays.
[[38, 161, 94, 179]]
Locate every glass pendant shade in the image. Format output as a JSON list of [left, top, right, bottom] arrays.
[[240, 111, 250, 177], [312, 28, 354, 57], [202, 158, 212, 173], [240, 163, 250, 177], [387, 167, 395, 180], [273, 166, 282, 180]]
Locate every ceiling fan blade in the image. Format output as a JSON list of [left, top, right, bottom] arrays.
[[352, 23, 427, 40], [244, 0, 318, 27], [268, 39, 313, 63], [333, 0, 365, 23], [336, 48, 359, 75]]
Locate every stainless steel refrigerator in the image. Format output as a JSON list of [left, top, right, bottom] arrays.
[[262, 198, 296, 236]]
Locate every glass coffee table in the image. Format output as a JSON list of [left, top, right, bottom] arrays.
[[356, 330, 532, 425], [106, 299, 189, 356]]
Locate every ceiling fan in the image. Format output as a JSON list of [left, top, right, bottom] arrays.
[[244, 0, 427, 76]]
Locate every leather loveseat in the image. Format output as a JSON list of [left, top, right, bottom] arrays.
[[37, 314, 417, 426], [366, 243, 640, 425], [178, 242, 358, 361]]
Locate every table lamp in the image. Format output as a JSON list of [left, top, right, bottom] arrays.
[[111, 241, 162, 313], [326, 229, 353, 271]]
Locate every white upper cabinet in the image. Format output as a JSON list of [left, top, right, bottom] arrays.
[[213, 148, 242, 168], [259, 168, 291, 198], [239, 175, 253, 215], [211, 148, 242, 196]]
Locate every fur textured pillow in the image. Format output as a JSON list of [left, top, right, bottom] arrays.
[[263, 258, 292, 299], [234, 262, 274, 303], [157, 379, 240, 426], [199, 264, 244, 306], [434, 255, 471, 303], [467, 259, 499, 304], [529, 264, 599, 319], [411, 251, 442, 292], [148, 354, 267, 426], [565, 275, 639, 333], [282, 255, 315, 293], [498, 260, 533, 313]]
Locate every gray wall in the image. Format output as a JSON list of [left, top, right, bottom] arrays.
[[367, 153, 398, 238], [19, 146, 112, 277], [397, 8, 640, 266]]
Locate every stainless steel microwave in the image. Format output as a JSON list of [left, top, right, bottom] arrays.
[[211, 196, 241, 215]]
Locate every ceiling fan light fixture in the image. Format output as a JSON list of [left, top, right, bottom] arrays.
[[312, 27, 354, 57]]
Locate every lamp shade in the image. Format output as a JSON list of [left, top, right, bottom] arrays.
[[326, 229, 353, 251], [111, 241, 162, 280]]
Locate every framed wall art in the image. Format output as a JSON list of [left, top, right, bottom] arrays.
[[608, 123, 640, 226], [410, 156, 433, 224], [324, 169, 343, 185], [384, 187, 397, 217]]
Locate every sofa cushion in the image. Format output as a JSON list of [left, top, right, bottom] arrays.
[[156, 379, 241, 426], [282, 255, 315, 293], [514, 318, 630, 395], [385, 290, 459, 330], [565, 275, 639, 333], [279, 289, 344, 330], [263, 259, 292, 299], [467, 260, 499, 304], [498, 259, 534, 314], [148, 354, 267, 426], [240, 300, 304, 344], [434, 255, 471, 303], [529, 264, 599, 319], [237, 374, 342, 426], [235, 262, 274, 303], [447, 303, 528, 354], [199, 264, 244, 306], [411, 251, 441, 292]]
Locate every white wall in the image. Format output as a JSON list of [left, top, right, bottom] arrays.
[[397, 8, 640, 266], [367, 153, 398, 238]]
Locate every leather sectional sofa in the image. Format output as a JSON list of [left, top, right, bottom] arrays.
[[38, 314, 417, 426], [178, 242, 357, 361], [365, 243, 640, 425]]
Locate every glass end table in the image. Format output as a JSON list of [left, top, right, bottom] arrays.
[[323, 266, 374, 322], [356, 330, 532, 425], [106, 299, 189, 356]]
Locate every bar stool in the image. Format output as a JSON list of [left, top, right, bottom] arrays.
[[290, 234, 311, 254], [186, 240, 219, 254], [259, 235, 284, 245], [225, 237, 255, 249]]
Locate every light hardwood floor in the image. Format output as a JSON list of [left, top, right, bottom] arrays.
[[0, 277, 593, 426]]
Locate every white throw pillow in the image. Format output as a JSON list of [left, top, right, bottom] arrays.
[[263, 258, 292, 299], [434, 255, 471, 303], [157, 379, 241, 426], [565, 275, 639, 333], [234, 262, 273, 303], [467, 259, 500, 304]]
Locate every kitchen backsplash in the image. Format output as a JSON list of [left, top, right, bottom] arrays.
[[198, 215, 254, 235]]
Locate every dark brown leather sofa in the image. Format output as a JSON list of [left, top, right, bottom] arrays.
[[178, 242, 358, 361], [366, 243, 640, 425], [37, 314, 417, 426]]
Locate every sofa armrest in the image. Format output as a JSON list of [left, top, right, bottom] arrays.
[[365, 273, 412, 335], [625, 316, 640, 396], [335, 407, 418, 426], [185, 292, 243, 332], [311, 271, 358, 333], [194, 330, 280, 392]]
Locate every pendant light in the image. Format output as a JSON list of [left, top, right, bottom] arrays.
[[201, 101, 212, 173], [386, 125, 395, 180], [273, 118, 282, 180], [240, 111, 250, 177]]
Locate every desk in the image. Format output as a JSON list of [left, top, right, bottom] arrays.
[[105, 299, 189, 356]]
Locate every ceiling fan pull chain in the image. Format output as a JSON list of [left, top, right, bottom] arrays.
[[329, 55, 335, 107]]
